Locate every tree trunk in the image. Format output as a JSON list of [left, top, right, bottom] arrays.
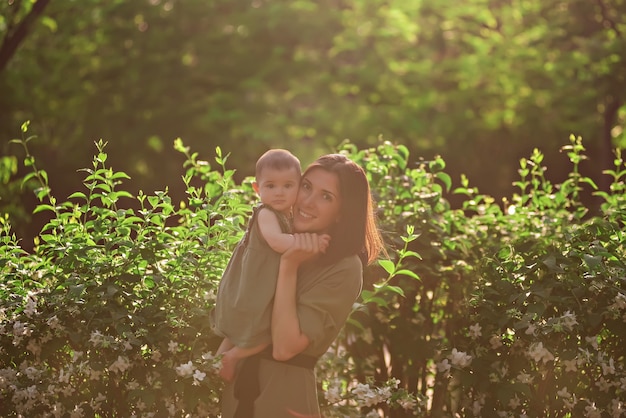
[[0, 0, 52, 73]]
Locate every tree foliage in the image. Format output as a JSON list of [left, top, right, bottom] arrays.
[[1, 0, 626, 245]]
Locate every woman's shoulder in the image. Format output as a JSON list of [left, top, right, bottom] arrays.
[[312, 255, 363, 289], [301, 254, 362, 281], [331, 254, 363, 272]]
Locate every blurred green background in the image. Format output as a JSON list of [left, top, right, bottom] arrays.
[[1, 0, 625, 248]]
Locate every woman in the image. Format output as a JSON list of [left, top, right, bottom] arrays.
[[221, 153, 385, 418]]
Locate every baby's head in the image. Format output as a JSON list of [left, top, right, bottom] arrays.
[[253, 149, 301, 214]]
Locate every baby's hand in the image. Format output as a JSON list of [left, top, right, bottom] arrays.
[[219, 349, 239, 383], [318, 233, 331, 253]]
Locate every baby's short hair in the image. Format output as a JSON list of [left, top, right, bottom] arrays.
[[255, 149, 301, 179]]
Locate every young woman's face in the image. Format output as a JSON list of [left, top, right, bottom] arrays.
[[293, 168, 342, 233]]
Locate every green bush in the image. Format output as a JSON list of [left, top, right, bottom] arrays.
[[1, 124, 625, 417], [334, 136, 626, 417], [1, 125, 250, 416]]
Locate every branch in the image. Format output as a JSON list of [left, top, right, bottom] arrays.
[[596, 0, 622, 38], [0, 0, 52, 73]]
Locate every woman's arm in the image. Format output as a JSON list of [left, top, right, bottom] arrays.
[[270, 233, 328, 360]]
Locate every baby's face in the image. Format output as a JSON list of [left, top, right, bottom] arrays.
[[255, 167, 300, 214]]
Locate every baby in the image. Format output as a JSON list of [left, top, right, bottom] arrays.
[[212, 149, 329, 381]]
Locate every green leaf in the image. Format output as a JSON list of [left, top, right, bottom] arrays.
[[33, 204, 56, 214], [378, 259, 395, 275], [68, 191, 88, 200], [436, 172, 452, 192], [383, 285, 406, 297], [395, 269, 420, 280]]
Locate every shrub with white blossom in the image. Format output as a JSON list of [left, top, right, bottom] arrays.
[[1, 124, 625, 417], [339, 137, 626, 417]]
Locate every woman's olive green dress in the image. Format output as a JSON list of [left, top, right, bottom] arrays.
[[220, 254, 363, 418]]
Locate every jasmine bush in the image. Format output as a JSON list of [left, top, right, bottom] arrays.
[[1, 124, 624, 417], [341, 137, 626, 417]]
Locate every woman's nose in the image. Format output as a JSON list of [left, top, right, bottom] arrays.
[[299, 192, 314, 207]]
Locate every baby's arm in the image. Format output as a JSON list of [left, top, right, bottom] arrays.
[[257, 208, 332, 254], [257, 208, 295, 253]]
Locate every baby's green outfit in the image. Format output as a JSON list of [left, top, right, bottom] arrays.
[[212, 204, 291, 348]]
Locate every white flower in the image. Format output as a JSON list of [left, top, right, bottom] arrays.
[[469, 323, 482, 339], [13, 321, 31, 337], [585, 402, 602, 418], [175, 361, 195, 378], [193, 369, 206, 385], [528, 342, 554, 364], [449, 348, 472, 368], [26, 338, 41, 356], [18, 366, 38, 383], [351, 383, 382, 407], [601, 357, 615, 375], [24, 292, 38, 317], [89, 330, 105, 347], [69, 406, 84, 418], [595, 377, 611, 392], [168, 340, 179, 353], [46, 315, 63, 331], [557, 387, 571, 398], [610, 399, 625, 417], [609, 293, 626, 311], [562, 358, 578, 372], [489, 334, 503, 349], [90, 393, 106, 410], [436, 359, 451, 373], [525, 324, 537, 336], [58, 368, 70, 384], [585, 335, 599, 350], [399, 397, 417, 410], [89, 368, 102, 381], [324, 379, 343, 404], [560, 311, 578, 331], [127, 380, 140, 390], [516, 372, 533, 384], [563, 397, 577, 410], [509, 394, 521, 409], [108, 356, 131, 374], [325, 385, 342, 404]]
